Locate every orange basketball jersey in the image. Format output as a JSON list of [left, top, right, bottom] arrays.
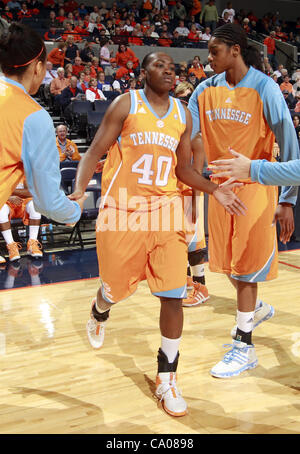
[[100, 89, 187, 212]]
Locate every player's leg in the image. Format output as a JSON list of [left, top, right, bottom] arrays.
[[210, 184, 277, 378], [229, 275, 274, 338], [87, 214, 148, 349], [25, 200, 43, 257], [0, 204, 21, 261], [156, 296, 187, 417], [183, 192, 209, 306], [148, 230, 188, 416]]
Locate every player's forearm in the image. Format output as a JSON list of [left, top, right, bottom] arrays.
[[251, 159, 300, 187], [176, 165, 217, 194]]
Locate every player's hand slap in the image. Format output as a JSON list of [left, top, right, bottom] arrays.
[[212, 179, 247, 216], [207, 148, 252, 180]]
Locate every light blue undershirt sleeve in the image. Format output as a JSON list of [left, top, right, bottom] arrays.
[[21, 109, 81, 224], [260, 78, 299, 205], [187, 86, 201, 139], [251, 159, 300, 187]]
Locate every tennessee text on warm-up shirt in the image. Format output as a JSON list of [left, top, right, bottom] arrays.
[[188, 66, 299, 205], [100, 89, 187, 214], [0, 76, 81, 223]]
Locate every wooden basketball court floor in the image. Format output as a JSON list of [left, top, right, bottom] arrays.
[[0, 249, 299, 434]]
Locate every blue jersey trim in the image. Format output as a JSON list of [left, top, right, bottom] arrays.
[[139, 89, 174, 120]]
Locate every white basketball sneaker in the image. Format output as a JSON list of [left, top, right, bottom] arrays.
[[86, 299, 106, 349], [231, 301, 275, 339], [210, 340, 258, 378], [155, 372, 188, 417]]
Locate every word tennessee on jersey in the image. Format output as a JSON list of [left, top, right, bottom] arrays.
[[100, 89, 187, 212]]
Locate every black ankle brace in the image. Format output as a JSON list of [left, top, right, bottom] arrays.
[[92, 303, 110, 322], [157, 348, 179, 373]]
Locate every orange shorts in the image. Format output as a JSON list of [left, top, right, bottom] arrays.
[[208, 182, 278, 282], [7, 197, 32, 225], [96, 207, 188, 302], [182, 191, 206, 252]]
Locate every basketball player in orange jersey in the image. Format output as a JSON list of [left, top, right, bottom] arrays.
[[188, 23, 299, 378], [0, 23, 87, 230], [0, 178, 43, 262], [70, 51, 246, 417]]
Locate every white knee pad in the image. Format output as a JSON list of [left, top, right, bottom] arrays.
[[0, 204, 10, 223], [26, 200, 41, 220]]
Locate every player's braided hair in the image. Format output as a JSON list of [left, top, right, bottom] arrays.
[[212, 23, 264, 72]]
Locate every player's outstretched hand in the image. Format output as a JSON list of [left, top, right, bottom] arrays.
[[212, 180, 247, 216], [208, 148, 251, 180], [68, 192, 88, 211]]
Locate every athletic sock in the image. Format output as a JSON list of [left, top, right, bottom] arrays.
[[29, 225, 39, 240], [2, 229, 14, 244], [92, 302, 110, 322], [161, 335, 181, 364]]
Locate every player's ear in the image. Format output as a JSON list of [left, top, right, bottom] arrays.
[[140, 67, 146, 78], [232, 43, 241, 58]]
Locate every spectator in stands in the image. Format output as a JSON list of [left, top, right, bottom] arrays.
[[6, 1, 21, 11], [135, 72, 145, 89], [200, 0, 218, 33], [56, 7, 67, 25], [112, 72, 129, 94], [42, 61, 57, 85], [47, 42, 67, 69], [72, 56, 85, 77], [172, 0, 187, 23], [263, 57, 273, 76], [64, 0, 79, 14], [85, 77, 107, 102], [115, 44, 139, 69], [97, 71, 112, 92], [282, 89, 297, 110], [173, 81, 194, 104], [142, 0, 153, 15], [222, 1, 235, 23], [189, 0, 202, 22], [218, 11, 231, 28], [90, 5, 101, 22], [80, 41, 95, 64], [65, 63, 73, 79], [99, 38, 111, 67], [293, 75, 300, 95], [201, 27, 211, 41], [172, 29, 184, 47], [44, 26, 62, 42], [277, 68, 288, 85], [270, 73, 278, 83], [158, 30, 173, 47], [174, 19, 189, 37], [77, 70, 88, 92], [280, 74, 294, 94], [99, 2, 109, 18], [83, 65, 92, 84], [73, 19, 89, 40], [187, 72, 199, 89], [17, 2, 32, 20], [50, 67, 69, 97], [59, 76, 84, 116], [90, 57, 103, 77], [188, 57, 206, 80], [263, 31, 278, 70], [295, 93, 300, 113], [187, 23, 201, 46], [56, 124, 81, 162], [293, 114, 300, 136], [78, 3, 88, 18], [63, 12, 78, 30], [273, 63, 284, 79], [45, 10, 61, 29], [104, 57, 118, 77], [64, 35, 80, 64]]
